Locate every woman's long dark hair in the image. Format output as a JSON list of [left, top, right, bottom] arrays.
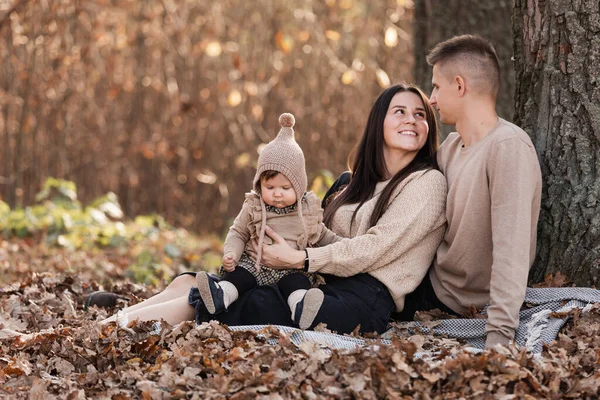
[[323, 83, 439, 229]]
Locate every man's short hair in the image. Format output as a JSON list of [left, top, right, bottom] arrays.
[[426, 35, 501, 98]]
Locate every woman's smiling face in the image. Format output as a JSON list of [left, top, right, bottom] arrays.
[[382, 91, 429, 157]]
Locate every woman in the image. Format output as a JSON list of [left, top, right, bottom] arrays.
[[100, 83, 447, 334]]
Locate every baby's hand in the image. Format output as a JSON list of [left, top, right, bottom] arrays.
[[222, 252, 237, 272]]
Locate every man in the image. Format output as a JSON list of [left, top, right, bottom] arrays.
[[427, 35, 542, 348]]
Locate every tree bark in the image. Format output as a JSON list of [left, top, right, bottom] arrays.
[[514, 0, 600, 286], [413, 0, 515, 139]]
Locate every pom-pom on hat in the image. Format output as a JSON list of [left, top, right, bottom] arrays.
[[253, 113, 307, 201], [252, 113, 309, 269]]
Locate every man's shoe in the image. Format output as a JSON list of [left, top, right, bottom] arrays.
[[294, 288, 324, 330], [196, 272, 226, 314], [84, 291, 129, 311]]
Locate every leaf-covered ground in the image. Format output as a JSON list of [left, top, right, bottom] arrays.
[[1, 182, 599, 398], [1, 240, 599, 399]]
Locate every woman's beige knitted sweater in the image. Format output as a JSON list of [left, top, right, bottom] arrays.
[[306, 169, 447, 312]]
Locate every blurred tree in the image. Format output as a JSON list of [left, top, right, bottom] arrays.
[[0, 0, 414, 235], [413, 0, 514, 139], [514, 0, 600, 286]]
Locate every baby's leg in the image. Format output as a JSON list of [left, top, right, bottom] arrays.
[[197, 268, 256, 314], [277, 273, 312, 321]]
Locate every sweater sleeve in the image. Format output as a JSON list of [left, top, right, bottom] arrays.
[[306, 171, 447, 276], [485, 137, 541, 347], [315, 225, 344, 246], [223, 200, 253, 262]]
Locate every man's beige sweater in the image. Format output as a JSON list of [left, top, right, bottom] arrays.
[[306, 170, 447, 312], [431, 118, 542, 347]]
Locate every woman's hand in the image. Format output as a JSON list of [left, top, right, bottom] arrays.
[[255, 226, 305, 270]]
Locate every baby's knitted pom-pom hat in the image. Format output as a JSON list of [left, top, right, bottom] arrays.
[[253, 113, 307, 200]]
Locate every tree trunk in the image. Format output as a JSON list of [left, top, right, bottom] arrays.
[[413, 0, 515, 139], [514, 0, 600, 286]]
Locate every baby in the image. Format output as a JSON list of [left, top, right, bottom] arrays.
[[193, 113, 340, 323]]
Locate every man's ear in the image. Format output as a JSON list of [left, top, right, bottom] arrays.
[[455, 75, 466, 96]]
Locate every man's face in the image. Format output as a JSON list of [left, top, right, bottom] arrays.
[[430, 64, 459, 125]]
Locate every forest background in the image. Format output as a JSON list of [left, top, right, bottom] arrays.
[[1, 1, 600, 398], [1, 0, 419, 236], [1, 0, 599, 286]]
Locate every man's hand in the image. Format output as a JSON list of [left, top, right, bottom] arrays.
[[222, 252, 237, 272]]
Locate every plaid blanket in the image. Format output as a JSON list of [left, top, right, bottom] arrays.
[[229, 287, 600, 354]]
